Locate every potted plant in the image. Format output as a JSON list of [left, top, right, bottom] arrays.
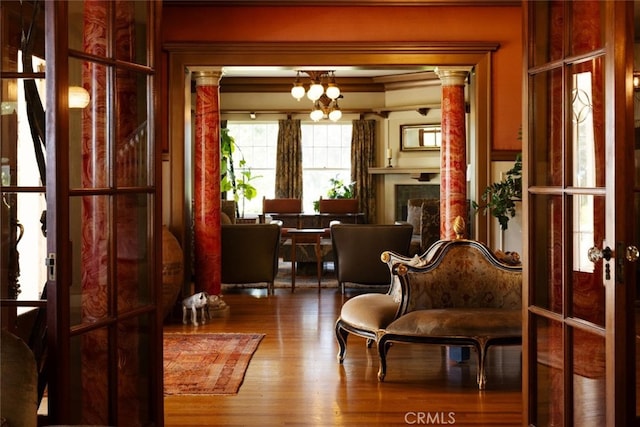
[[473, 153, 522, 231], [220, 128, 260, 218], [313, 175, 355, 212]]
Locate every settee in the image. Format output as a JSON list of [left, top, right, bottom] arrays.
[[376, 238, 522, 390]]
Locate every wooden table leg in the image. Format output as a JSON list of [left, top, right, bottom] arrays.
[[291, 234, 296, 293], [314, 234, 322, 292]]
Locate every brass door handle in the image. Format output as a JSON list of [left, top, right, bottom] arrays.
[[626, 245, 639, 262]]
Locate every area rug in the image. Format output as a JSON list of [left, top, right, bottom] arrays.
[[163, 333, 264, 395], [222, 260, 340, 291]]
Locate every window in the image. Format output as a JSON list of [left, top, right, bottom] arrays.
[[226, 122, 352, 215], [301, 123, 352, 213], [225, 123, 278, 216]]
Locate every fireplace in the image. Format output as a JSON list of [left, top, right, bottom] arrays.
[[395, 184, 440, 221]]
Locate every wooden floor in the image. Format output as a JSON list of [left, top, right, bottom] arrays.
[[163, 284, 523, 426]]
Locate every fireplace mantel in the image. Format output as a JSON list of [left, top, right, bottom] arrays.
[[368, 167, 439, 182]]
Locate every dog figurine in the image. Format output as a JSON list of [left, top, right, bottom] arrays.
[[182, 291, 209, 326]]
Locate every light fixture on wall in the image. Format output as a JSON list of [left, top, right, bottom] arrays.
[[69, 86, 91, 109], [291, 70, 343, 122]]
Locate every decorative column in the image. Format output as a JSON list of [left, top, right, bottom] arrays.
[[435, 67, 470, 363], [194, 71, 222, 296], [435, 67, 469, 239]]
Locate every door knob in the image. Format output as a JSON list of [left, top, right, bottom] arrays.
[[588, 245, 639, 263], [587, 245, 613, 263]]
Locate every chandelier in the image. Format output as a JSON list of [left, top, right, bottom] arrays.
[[291, 70, 342, 122]]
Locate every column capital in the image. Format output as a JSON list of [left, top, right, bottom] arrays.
[[434, 66, 471, 86], [193, 69, 222, 86]]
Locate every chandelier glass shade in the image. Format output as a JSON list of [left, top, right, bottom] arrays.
[[291, 71, 343, 121]]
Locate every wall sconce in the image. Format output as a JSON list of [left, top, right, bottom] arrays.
[[69, 86, 90, 109]]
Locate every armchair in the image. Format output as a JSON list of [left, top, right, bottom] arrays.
[[330, 223, 414, 294], [221, 223, 282, 295]]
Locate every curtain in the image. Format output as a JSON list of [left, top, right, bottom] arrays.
[[275, 119, 302, 198], [351, 119, 376, 223]]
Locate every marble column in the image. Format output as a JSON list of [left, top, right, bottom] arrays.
[[194, 71, 222, 296], [436, 67, 470, 364], [435, 67, 469, 240]]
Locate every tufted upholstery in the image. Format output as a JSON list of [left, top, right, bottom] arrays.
[[376, 239, 522, 390]]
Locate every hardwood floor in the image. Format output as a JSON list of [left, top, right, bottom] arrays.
[[163, 286, 523, 426]]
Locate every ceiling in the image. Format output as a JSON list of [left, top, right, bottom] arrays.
[[221, 66, 434, 79], [217, 66, 441, 94]]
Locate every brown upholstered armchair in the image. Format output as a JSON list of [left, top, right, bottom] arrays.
[[221, 223, 282, 295], [330, 223, 414, 294]]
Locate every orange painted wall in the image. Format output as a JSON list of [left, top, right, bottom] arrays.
[[162, 4, 522, 151]]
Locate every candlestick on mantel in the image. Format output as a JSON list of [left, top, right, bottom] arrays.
[[386, 148, 393, 167]]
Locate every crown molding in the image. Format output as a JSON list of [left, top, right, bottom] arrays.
[[217, 71, 441, 94], [164, 0, 520, 6]]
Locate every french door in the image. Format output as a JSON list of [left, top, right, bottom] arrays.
[[524, 1, 637, 426], [44, 1, 163, 424]]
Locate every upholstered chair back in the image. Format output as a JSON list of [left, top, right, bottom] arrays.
[[397, 239, 522, 315], [331, 223, 414, 292], [318, 197, 359, 214], [261, 197, 302, 231], [221, 223, 282, 293]]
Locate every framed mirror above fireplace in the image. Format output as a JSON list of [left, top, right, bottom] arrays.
[[400, 124, 442, 151]]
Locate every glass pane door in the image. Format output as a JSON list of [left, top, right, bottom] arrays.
[[525, 1, 636, 425], [45, 1, 162, 424]]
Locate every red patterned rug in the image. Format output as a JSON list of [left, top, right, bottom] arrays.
[[163, 333, 264, 395]]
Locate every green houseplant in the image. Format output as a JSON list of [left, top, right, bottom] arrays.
[[473, 153, 522, 231], [220, 128, 260, 218]]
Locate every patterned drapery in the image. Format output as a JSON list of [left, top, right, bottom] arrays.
[[275, 119, 302, 198], [351, 119, 376, 223]]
